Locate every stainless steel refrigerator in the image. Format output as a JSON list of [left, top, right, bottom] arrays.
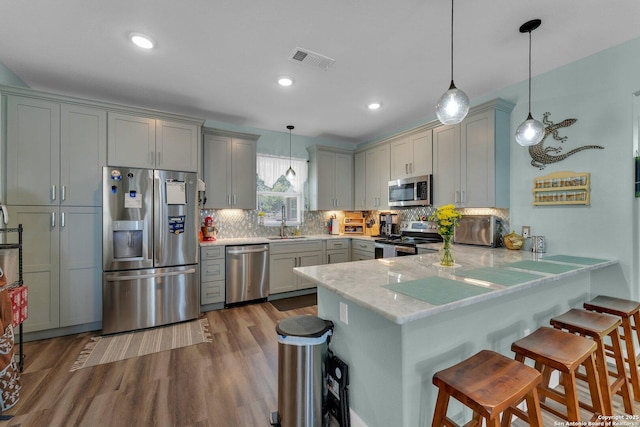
[[102, 166, 199, 334]]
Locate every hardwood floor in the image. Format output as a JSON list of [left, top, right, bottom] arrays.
[[4, 299, 640, 426], [2, 301, 316, 427]]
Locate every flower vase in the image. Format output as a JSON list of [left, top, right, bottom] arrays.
[[439, 234, 455, 267]]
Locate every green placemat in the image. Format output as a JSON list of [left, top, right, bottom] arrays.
[[455, 267, 544, 287], [383, 277, 492, 306], [542, 255, 608, 265], [505, 260, 581, 274]]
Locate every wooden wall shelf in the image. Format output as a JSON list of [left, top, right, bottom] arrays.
[[532, 171, 590, 206]]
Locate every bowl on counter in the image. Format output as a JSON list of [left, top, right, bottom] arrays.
[[503, 231, 525, 250]]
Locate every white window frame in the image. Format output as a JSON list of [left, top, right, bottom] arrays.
[[257, 154, 307, 227]]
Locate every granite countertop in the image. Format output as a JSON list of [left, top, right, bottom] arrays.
[[293, 245, 617, 325], [200, 234, 376, 246]]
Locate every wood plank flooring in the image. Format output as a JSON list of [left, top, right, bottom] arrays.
[[2, 301, 315, 427], [3, 299, 640, 426]]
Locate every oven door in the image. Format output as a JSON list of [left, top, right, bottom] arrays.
[[374, 243, 416, 258]]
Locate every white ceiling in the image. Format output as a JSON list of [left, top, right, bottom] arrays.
[[1, 0, 639, 144]]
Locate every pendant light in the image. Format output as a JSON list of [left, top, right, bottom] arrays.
[[435, 0, 469, 125], [515, 19, 545, 147], [285, 125, 296, 179]]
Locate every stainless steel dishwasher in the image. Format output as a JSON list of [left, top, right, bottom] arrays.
[[225, 244, 269, 304]]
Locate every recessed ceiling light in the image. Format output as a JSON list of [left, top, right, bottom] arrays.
[[278, 76, 294, 87], [130, 33, 155, 49], [368, 102, 382, 110]]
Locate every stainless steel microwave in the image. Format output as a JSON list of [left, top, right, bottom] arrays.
[[388, 175, 432, 207]]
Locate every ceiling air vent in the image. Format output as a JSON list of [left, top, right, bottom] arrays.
[[288, 47, 335, 71]]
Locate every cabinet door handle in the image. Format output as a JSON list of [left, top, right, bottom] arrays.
[[51, 185, 56, 201], [455, 191, 460, 203], [405, 164, 408, 174], [461, 191, 465, 203], [61, 185, 66, 202], [227, 194, 231, 206], [409, 163, 413, 174], [328, 254, 331, 263], [61, 212, 65, 228], [149, 152, 154, 166], [233, 194, 237, 205], [51, 211, 56, 228], [156, 151, 161, 166]]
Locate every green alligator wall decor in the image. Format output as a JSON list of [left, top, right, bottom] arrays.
[[529, 112, 604, 169]]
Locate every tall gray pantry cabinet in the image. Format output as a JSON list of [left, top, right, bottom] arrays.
[[4, 94, 104, 332], [1, 86, 203, 337]]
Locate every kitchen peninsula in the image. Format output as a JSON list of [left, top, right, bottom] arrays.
[[293, 246, 618, 427]]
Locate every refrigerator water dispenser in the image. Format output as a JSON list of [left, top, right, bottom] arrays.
[[112, 220, 144, 259]]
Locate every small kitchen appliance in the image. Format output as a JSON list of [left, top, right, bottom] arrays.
[[453, 215, 503, 247], [379, 213, 399, 236], [201, 216, 216, 241], [374, 221, 441, 258], [388, 175, 432, 207]]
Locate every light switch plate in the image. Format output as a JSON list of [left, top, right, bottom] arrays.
[[339, 302, 349, 325], [522, 226, 530, 239]]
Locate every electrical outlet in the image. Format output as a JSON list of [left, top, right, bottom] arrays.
[[524, 328, 530, 336], [522, 226, 530, 239], [339, 302, 349, 325]]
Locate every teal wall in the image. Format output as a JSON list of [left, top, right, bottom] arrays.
[[0, 63, 28, 88]]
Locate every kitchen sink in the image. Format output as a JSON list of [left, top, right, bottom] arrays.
[[266, 236, 307, 240]]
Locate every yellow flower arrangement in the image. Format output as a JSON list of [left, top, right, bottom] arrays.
[[428, 204, 462, 236]]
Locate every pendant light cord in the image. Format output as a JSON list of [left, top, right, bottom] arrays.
[[527, 29, 532, 114], [450, 0, 454, 82]]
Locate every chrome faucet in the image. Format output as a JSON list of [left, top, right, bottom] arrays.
[[280, 205, 286, 237]]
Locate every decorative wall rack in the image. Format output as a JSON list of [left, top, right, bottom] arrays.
[[532, 171, 590, 206]]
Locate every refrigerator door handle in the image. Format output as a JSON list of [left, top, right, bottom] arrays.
[[104, 268, 197, 282]]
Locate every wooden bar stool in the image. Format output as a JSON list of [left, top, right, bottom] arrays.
[[504, 326, 603, 422], [584, 295, 640, 402], [550, 308, 635, 415], [431, 349, 542, 427]]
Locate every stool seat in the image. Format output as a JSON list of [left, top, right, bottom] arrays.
[[584, 295, 640, 317], [551, 308, 635, 416], [432, 350, 542, 426], [585, 295, 640, 402], [508, 327, 603, 421]]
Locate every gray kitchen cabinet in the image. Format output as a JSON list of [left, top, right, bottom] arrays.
[[7, 205, 101, 332], [202, 131, 258, 209], [200, 246, 225, 305], [269, 240, 324, 294], [351, 239, 375, 261], [432, 99, 514, 208], [108, 112, 199, 172], [390, 130, 432, 180], [59, 207, 102, 327], [326, 239, 351, 264], [354, 144, 390, 210], [354, 151, 366, 210], [308, 146, 353, 210], [6, 97, 106, 207], [365, 143, 390, 210]]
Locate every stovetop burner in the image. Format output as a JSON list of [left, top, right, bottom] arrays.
[[375, 221, 443, 246]]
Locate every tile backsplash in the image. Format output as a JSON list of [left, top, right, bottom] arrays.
[[201, 207, 509, 239]]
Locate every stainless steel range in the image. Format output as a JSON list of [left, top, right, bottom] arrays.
[[374, 221, 442, 258]]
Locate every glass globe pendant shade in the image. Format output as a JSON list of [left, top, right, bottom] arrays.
[[515, 113, 545, 146], [436, 81, 470, 125], [285, 166, 296, 179]]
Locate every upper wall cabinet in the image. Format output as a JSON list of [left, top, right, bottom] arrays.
[[390, 130, 433, 180], [432, 99, 514, 208], [202, 130, 258, 209], [354, 145, 392, 211], [107, 112, 199, 172], [6, 95, 107, 206], [308, 146, 353, 211]]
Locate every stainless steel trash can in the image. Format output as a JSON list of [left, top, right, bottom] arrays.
[[273, 315, 334, 427]]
